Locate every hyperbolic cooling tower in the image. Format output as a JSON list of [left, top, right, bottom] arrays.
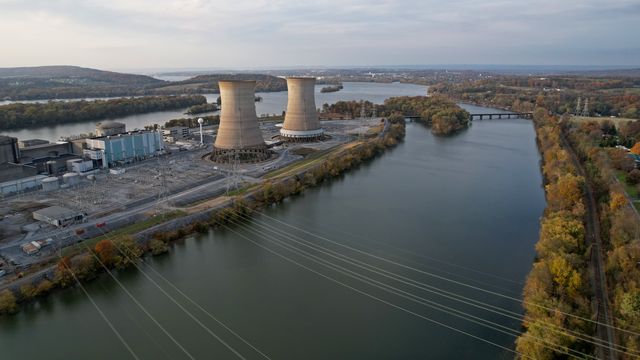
[[212, 80, 268, 163], [280, 77, 324, 141]]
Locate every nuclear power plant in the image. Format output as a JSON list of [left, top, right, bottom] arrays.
[[211, 80, 269, 163], [280, 77, 324, 141]]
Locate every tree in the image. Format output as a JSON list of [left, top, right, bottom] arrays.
[[610, 192, 628, 212], [94, 240, 116, 266], [0, 289, 17, 314], [631, 142, 640, 155], [545, 173, 584, 212], [621, 290, 640, 318]]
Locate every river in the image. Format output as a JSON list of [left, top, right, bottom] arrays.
[[0, 106, 545, 359], [0, 82, 427, 142]]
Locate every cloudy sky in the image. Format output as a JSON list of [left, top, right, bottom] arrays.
[[0, 0, 639, 70]]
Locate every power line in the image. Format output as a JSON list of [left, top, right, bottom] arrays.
[[241, 205, 640, 338], [57, 256, 141, 360], [219, 223, 531, 359], [227, 211, 640, 358], [222, 216, 603, 359], [93, 227, 270, 360], [78, 240, 196, 360]]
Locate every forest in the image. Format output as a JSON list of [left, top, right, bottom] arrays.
[[430, 76, 640, 119], [0, 95, 206, 130]]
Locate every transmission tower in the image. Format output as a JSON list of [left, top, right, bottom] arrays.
[[225, 151, 240, 194], [360, 100, 366, 119], [155, 154, 171, 215], [575, 97, 582, 115], [581, 98, 590, 117], [372, 105, 377, 119]]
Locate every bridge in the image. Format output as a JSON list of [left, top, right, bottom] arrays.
[[404, 112, 533, 122], [469, 112, 532, 121]]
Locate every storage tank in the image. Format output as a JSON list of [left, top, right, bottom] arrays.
[[281, 77, 324, 141], [63, 172, 80, 186], [41, 177, 59, 192], [211, 80, 268, 163]]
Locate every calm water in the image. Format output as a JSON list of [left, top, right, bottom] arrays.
[[0, 82, 426, 142], [0, 112, 545, 359]]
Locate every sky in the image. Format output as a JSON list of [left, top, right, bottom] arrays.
[[0, 0, 639, 70]]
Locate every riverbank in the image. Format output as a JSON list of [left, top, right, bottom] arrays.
[[0, 117, 405, 314]]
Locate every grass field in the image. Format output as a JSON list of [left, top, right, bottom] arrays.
[[571, 115, 635, 127]]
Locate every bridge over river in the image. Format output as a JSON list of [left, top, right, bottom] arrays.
[[404, 112, 533, 121]]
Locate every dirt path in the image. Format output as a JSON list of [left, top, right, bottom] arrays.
[[560, 130, 617, 360]]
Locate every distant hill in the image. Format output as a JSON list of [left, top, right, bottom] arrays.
[[151, 73, 287, 94], [0, 65, 163, 85], [0, 66, 165, 100], [0, 66, 287, 100]]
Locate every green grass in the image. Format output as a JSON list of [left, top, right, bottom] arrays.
[[62, 210, 186, 256], [615, 171, 639, 198]]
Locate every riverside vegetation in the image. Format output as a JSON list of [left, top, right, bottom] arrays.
[[0, 95, 207, 130], [0, 114, 406, 315], [322, 95, 469, 136]]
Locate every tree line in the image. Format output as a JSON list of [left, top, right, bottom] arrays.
[[515, 109, 594, 358], [0, 95, 207, 130]]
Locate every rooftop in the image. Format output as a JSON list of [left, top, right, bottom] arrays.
[[32, 205, 79, 220]]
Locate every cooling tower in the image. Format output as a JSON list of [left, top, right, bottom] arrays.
[[212, 80, 268, 163], [281, 77, 324, 141]]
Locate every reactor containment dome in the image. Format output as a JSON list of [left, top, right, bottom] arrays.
[[211, 80, 269, 163], [280, 77, 324, 141]]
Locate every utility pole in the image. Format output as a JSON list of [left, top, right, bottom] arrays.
[[581, 98, 590, 117]]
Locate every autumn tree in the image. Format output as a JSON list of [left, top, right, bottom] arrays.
[[0, 289, 17, 314], [94, 239, 117, 266], [630, 142, 640, 155]]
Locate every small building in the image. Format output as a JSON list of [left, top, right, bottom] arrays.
[[162, 126, 190, 142], [21, 241, 42, 255], [32, 206, 86, 227], [18, 139, 49, 148], [95, 121, 126, 137], [0, 135, 19, 164]]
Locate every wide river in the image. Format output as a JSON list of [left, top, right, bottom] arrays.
[[0, 82, 428, 142], [0, 95, 545, 358]]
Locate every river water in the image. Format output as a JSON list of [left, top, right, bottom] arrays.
[[0, 103, 545, 358], [0, 82, 427, 142]]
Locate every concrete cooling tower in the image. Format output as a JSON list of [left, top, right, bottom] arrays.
[[280, 77, 324, 141], [211, 80, 269, 163]]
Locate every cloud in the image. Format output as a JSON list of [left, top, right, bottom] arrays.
[[0, 0, 638, 68]]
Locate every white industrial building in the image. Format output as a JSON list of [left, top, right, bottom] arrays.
[[84, 130, 164, 168], [32, 206, 86, 227]]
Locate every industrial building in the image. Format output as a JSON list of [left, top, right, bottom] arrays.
[[0, 135, 19, 164], [95, 121, 126, 137], [281, 77, 324, 141], [32, 206, 86, 227], [211, 80, 269, 163], [18, 139, 49, 148], [84, 130, 164, 168], [162, 126, 190, 142]]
